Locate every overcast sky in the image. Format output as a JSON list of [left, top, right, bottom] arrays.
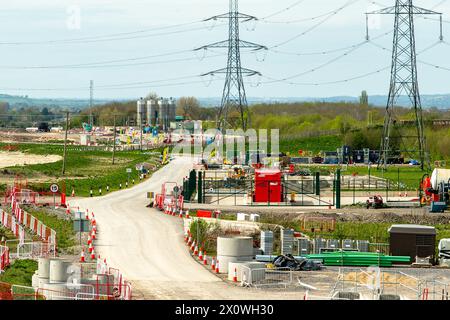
[[0, 0, 448, 100]]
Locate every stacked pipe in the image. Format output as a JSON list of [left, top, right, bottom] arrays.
[[306, 251, 411, 267]]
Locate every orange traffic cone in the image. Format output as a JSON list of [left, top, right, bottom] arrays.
[[85, 210, 89, 220], [233, 268, 237, 282], [203, 252, 208, 265], [187, 236, 192, 246], [80, 249, 86, 263], [91, 230, 96, 240], [71, 189, 75, 197], [190, 240, 196, 251], [199, 249, 203, 260], [186, 210, 190, 219], [211, 257, 216, 270], [215, 260, 220, 273], [179, 210, 183, 218], [88, 242, 93, 253], [87, 236, 92, 245], [194, 245, 198, 256], [90, 248, 96, 260]]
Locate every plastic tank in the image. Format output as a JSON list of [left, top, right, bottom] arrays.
[[431, 169, 450, 189]]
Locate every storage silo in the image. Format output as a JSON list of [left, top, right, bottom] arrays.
[[146, 99, 156, 126], [137, 98, 145, 127], [169, 98, 177, 124], [158, 98, 164, 128]]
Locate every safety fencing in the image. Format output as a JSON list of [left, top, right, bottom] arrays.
[[241, 267, 293, 288], [5, 240, 56, 260], [331, 268, 449, 300], [1, 198, 57, 248], [0, 245, 9, 272], [0, 271, 132, 301]]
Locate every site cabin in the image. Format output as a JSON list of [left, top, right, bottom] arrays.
[[389, 224, 436, 264], [253, 169, 283, 203]]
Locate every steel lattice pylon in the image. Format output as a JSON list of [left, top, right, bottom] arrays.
[[367, 1, 442, 170], [197, 0, 266, 130]]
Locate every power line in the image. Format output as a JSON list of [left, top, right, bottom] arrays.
[[0, 21, 208, 46], [260, 0, 308, 20], [268, 0, 362, 49], [270, 29, 392, 56], [262, 0, 361, 24], [263, 40, 369, 83], [0, 52, 226, 70], [261, 65, 390, 86]]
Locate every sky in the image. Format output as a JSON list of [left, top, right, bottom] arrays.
[[0, 0, 449, 100]]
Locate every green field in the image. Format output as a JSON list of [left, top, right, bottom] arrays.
[[280, 135, 343, 155], [0, 143, 163, 197]]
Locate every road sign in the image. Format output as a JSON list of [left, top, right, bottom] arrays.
[[50, 184, 59, 193], [73, 219, 90, 232]]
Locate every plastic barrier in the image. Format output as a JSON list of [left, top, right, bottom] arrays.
[[6, 240, 55, 260], [1, 198, 57, 248], [0, 246, 9, 272]]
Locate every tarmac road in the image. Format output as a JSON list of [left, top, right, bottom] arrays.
[[71, 157, 304, 300]]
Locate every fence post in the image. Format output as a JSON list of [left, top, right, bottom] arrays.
[[315, 172, 320, 196], [336, 169, 341, 209], [198, 171, 203, 204]]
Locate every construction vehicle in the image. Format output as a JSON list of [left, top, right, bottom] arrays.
[[420, 169, 450, 212], [366, 195, 384, 209]]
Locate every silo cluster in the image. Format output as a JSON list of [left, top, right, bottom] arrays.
[[136, 97, 176, 131]]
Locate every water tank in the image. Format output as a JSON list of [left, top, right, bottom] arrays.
[[49, 259, 71, 283]]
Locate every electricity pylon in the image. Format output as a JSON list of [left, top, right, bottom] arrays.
[[367, 1, 442, 170], [196, 0, 266, 131]]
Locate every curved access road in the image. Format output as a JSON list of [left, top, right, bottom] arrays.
[[71, 157, 304, 300]]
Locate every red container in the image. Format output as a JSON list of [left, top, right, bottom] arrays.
[[254, 169, 282, 203], [197, 210, 213, 218]]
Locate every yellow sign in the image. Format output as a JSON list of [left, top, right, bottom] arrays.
[[162, 147, 169, 165]]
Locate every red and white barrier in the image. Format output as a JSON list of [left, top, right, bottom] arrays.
[[2, 197, 57, 248], [0, 245, 10, 272]]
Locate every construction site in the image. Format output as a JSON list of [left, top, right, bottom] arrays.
[[1, 0, 450, 308]]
